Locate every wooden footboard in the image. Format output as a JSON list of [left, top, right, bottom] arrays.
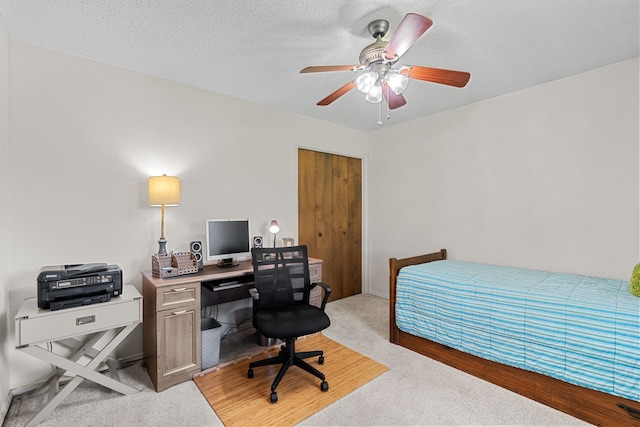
[[389, 249, 640, 426]]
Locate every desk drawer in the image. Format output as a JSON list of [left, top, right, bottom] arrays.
[[156, 282, 199, 311], [309, 263, 322, 283], [309, 261, 323, 308]]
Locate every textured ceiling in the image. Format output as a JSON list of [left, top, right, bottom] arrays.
[[0, 0, 638, 132]]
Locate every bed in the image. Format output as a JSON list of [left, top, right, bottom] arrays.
[[389, 249, 640, 426]]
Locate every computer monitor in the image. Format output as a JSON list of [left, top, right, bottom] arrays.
[[205, 219, 251, 267]]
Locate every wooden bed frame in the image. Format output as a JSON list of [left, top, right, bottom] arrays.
[[389, 249, 640, 426]]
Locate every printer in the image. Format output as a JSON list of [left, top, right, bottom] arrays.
[[37, 263, 123, 310]]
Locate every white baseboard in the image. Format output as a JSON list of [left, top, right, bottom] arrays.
[[1, 390, 11, 426], [117, 352, 144, 367], [9, 380, 44, 399], [365, 289, 388, 299], [236, 320, 253, 332]]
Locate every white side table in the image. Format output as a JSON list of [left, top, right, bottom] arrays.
[[14, 285, 143, 427]]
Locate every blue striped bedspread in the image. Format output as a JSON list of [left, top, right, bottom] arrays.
[[396, 260, 640, 401]]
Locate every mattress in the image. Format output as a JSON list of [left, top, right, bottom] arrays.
[[396, 260, 640, 401]]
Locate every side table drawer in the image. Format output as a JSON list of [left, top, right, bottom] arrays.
[[156, 282, 199, 311], [16, 292, 142, 346]]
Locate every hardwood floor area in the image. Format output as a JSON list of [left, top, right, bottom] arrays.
[[193, 333, 387, 426]]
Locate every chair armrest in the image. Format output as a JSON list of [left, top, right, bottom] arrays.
[[249, 288, 259, 300], [312, 282, 332, 311]]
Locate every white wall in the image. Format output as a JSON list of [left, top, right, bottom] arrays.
[[368, 58, 640, 297], [5, 36, 638, 394], [6, 39, 368, 390], [0, 23, 11, 421]]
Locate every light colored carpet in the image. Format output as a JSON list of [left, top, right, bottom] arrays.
[[194, 333, 388, 426], [3, 294, 590, 426], [3, 362, 219, 427]]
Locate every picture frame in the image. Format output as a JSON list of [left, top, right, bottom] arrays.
[[282, 237, 294, 248]]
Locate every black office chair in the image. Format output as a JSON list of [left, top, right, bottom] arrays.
[[247, 245, 332, 403]]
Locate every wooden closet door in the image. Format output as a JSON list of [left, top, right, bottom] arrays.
[[298, 148, 362, 301]]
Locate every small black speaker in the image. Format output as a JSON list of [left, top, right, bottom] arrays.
[[252, 236, 263, 248], [190, 241, 204, 270]]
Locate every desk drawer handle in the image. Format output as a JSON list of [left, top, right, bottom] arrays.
[[171, 287, 187, 292], [171, 310, 187, 315]]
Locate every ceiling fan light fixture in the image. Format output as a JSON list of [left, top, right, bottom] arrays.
[[365, 84, 383, 103], [387, 70, 410, 95], [300, 13, 471, 123], [356, 71, 378, 94]]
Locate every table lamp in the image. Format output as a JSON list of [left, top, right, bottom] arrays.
[[269, 219, 280, 247], [149, 174, 181, 255]]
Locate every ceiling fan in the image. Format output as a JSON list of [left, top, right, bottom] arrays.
[[300, 13, 471, 113]]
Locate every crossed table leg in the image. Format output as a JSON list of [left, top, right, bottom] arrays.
[[18, 323, 139, 427]]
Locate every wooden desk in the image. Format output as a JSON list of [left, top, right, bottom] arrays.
[[15, 286, 142, 426], [141, 258, 322, 392]]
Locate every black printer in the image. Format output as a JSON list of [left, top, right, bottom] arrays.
[[37, 263, 123, 310]]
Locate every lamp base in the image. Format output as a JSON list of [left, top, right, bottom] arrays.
[[157, 238, 167, 255]]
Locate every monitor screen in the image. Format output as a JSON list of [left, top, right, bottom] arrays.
[[205, 219, 251, 267]]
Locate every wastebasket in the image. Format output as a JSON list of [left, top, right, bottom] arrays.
[[257, 332, 280, 347], [201, 318, 221, 370]]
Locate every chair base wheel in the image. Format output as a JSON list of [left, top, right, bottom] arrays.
[[318, 355, 324, 364], [270, 391, 278, 403], [320, 381, 329, 392], [247, 369, 254, 378]]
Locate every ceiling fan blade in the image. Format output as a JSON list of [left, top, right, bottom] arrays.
[[317, 81, 357, 106], [300, 65, 360, 73], [404, 66, 471, 88], [384, 13, 433, 61], [382, 84, 407, 110]]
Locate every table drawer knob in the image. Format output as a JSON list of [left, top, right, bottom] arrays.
[[171, 310, 187, 315], [171, 287, 187, 292]]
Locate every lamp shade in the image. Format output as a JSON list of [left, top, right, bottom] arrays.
[[269, 220, 280, 234], [356, 71, 378, 94], [387, 71, 409, 95], [365, 85, 383, 104], [149, 174, 181, 206]]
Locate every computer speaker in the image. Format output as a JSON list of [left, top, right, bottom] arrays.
[[190, 241, 204, 270], [252, 236, 263, 248]]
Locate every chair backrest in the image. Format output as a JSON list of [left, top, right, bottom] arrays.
[[251, 245, 311, 309]]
